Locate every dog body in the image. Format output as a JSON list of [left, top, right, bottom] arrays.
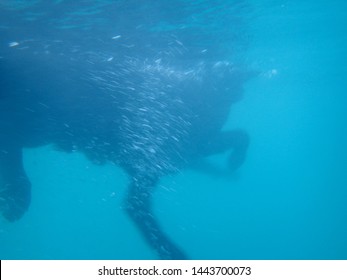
[[0, 42, 249, 259]]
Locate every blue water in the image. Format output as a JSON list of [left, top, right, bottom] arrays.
[[1, 0, 346, 260]]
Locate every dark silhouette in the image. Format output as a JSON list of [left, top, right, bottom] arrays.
[[0, 40, 250, 259]]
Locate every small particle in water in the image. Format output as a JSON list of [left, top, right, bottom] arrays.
[[175, 40, 183, 46], [112, 35, 121, 39], [110, 192, 116, 197], [9, 41, 19, 47], [264, 69, 278, 78], [270, 69, 278, 75], [201, 49, 207, 53], [107, 56, 114, 62]]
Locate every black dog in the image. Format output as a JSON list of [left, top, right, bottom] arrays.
[[0, 41, 250, 259]]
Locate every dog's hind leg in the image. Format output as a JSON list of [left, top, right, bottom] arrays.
[[125, 174, 188, 260], [0, 144, 31, 221], [205, 129, 250, 172]]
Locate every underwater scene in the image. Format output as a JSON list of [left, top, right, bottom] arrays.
[[0, 0, 346, 260]]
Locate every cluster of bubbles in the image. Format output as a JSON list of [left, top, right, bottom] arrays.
[[86, 55, 205, 177]]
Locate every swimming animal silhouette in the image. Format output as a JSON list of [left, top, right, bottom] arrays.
[[0, 42, 250, 259]]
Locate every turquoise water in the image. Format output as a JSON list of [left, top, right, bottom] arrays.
[[0, 0, 346, 259]]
